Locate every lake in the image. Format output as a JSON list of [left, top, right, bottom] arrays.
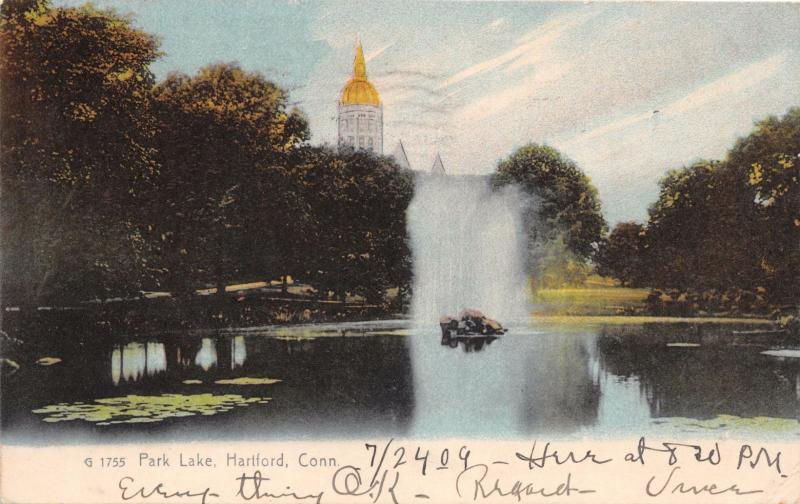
[[2, 318, 799, 444]]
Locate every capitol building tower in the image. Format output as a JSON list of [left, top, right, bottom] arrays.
[[338, 41, 382, 154]]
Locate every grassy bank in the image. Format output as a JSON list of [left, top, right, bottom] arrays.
[[531, 282, 783, 327], [532, 282, 650, 317]]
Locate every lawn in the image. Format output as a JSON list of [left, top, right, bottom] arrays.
[[532, 285, 649, 317]]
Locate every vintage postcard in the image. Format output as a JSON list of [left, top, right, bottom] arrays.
[[1, 0, 799, 502]]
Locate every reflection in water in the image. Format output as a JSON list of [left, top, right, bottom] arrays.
[[231, 336, 246, 369], [6, 319, 800, 442], [592, 375, 652, 433], [441, 335, 498, 352], [194, 338, 218, 371], [410, 327, 529, 436], [111, 342, 167, 385], [519, 333, 600, 433], [597, 327, 800, 422]]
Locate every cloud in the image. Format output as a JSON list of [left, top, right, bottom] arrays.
[[366, 43, 393, 62], [567, 52, 789, 145], [663, 52, 788, 116], [481, 17, 508, 33], [456, 61, 572, 122], [437, 9, 591, 89]]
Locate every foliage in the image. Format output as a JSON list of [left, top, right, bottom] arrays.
[[729, 108, 800, 302], [597, 108, 799, 308], [491, 143, 607, 261], [146, 63, 308, 296], [0, 1, 413, 313], [293, 147, 414, 304], [1, 0, 160, 305], [596, 222, 646, 287]]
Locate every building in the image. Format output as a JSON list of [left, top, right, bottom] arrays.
[[391, 140, 411, 170], [338, 42, 383, 154], [431, 152, 446, 175]]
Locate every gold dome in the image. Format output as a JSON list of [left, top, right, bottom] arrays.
[[340, 43, 381, 106]]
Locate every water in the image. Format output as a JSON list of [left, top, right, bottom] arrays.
[[3, 175, 799, 442], [2, 320, 799, 443]]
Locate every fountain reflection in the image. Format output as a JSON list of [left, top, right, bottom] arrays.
[[518, 333, 601, 434], [409, 326, 529, 436]]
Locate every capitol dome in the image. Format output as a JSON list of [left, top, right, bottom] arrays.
[[340, 43, 381, 106]]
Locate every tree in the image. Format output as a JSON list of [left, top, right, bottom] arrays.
[[491, 143, 606, 262], [728, 108, 800, 303], [147, 63, 309, 297], [1, 0, 161, 306], [294, 147, 413, 304], [596, 222, 647, 287], [637, 109, 799, 307], [641, 160, 767, 291]]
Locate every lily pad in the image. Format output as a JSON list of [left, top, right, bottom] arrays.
[[654, 414, 800, 435], [36, 357, 62, 366], [32, 393, 270, 425], [214, 377, 282, 386]]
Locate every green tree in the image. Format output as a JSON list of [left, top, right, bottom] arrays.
[[147, 63, 308, 297], [1, 0, 160, 306], [642, 160, 765, 291], [491, 143, 606, 261], [596, 222, 647, 287], [729, 108, 800, 303], [294, 147, 413, 304], [639, 109, 799, 306]]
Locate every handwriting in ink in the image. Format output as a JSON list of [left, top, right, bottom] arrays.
[[515, 440, 612, 470], [119, 476, 219, 504], [625, 437, 721, 466], [646, 466, 763, 497], [235, 471, 324, 503], [331, 465, 400, 504], [456, 464, 595, 500]]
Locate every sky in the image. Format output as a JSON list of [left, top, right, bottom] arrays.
[[56, 0, 800, 224]]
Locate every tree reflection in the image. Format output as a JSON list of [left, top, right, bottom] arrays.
[[597, 325, 800, 421]]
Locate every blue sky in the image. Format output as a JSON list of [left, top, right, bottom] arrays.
[[57, 1, 800, 224]]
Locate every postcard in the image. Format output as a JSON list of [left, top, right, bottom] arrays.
[[1, 0, 799, 502]]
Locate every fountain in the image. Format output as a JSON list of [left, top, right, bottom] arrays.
[[406, 173, 534, 435], [407, 174, 530, 326]]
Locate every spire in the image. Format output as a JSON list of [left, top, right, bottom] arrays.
[[340, 39, 380, 106], [392, 140, 412, 170], [431, 153, 446, 175], [353, 41, 367, 81]]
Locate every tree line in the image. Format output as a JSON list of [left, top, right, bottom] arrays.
[[1, 0, 412, 309], [597, 108, 799, 313], [6, 1, 792, 318], [0, 0, 607, 313]]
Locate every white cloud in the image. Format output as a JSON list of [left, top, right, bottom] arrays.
[[565, 52, 789, 146], [481, 17, 508, 33], [366, 43, 393, 62], [438, 10, 591, 89], [456, 61, 572, 122], [663, 52, 787, 117]]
